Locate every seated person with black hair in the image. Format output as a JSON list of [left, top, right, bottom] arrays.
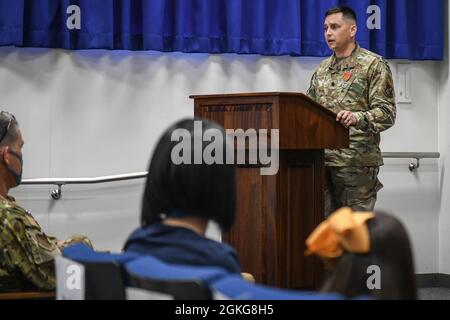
[[123, 118, 241, 274], [306, 207, 417, 300]]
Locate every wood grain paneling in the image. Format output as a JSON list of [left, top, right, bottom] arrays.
[[191, 93, 348, 289]]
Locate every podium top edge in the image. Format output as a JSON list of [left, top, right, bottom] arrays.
[[189, 92, 340, 121], [189, 92, 309, 99]]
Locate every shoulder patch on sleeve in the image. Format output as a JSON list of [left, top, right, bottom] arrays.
[[384, 84, 394, 98], [35, 233, 55, 251]]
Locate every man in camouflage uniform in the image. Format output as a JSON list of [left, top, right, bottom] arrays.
[[307, 7, 396, 216], [0, 111, 92, 292]]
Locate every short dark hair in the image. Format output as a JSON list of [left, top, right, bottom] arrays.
[[321, 212, 417, 300], [0, 111, 19, 146], [325, 6, 357, 23], [141, 118, 236, 231]]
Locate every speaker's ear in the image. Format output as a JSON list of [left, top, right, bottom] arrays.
[[350, 24, 357, 38]]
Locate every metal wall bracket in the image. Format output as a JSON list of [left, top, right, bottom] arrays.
[[409, 158, 420, 172], [51, 184, 63, 200]]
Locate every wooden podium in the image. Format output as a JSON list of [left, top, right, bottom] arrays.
[[190, 92, 349, 290]]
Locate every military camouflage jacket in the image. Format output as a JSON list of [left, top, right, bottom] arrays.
[[0, 198, 60, 292], [307, 43, 396, 167]]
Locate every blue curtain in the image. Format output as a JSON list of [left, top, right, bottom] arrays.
[[0, 0, 444, 60]]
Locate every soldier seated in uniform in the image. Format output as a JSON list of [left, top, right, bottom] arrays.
[[0, 111, 92, 293]]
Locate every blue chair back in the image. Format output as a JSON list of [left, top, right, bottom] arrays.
[[125, 256, 230, 300], [59, 244, 139, 299], [211, 275, 344, 300]]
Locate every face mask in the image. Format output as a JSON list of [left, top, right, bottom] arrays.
[[6, 149, 23, 186]]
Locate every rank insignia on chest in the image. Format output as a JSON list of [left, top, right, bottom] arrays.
[[343, 71, 352, 81]]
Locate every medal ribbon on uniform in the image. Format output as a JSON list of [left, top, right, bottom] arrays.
[[343, 70, 352, 81]]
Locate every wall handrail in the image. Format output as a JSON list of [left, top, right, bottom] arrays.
[[381, 152, 440, 159], [382, 152, 440, 172], [19, 152, 440, 200], [21, 172, 148, 200], [21, 172, 148, 186]]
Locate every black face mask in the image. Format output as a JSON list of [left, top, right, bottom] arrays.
[[6, 149, 23, 186]]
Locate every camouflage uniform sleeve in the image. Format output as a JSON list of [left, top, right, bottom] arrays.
[[1, 214, 60, 291], [353, 59, 397, 133], [58, 234, 94, 250], [306, 71, 318, 101]]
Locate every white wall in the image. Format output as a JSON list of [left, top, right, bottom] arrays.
[[377, 61, 440, 274], [0, 45, 442, 274], [438, 0, 450, 275]]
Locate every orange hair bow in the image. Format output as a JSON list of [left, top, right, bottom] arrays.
[[305, 207, 375, 259]]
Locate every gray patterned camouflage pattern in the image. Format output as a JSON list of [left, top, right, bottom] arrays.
[[0, 198, 92, 292], [307, 43, 396, 167], [324, 166, 383, 217]]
